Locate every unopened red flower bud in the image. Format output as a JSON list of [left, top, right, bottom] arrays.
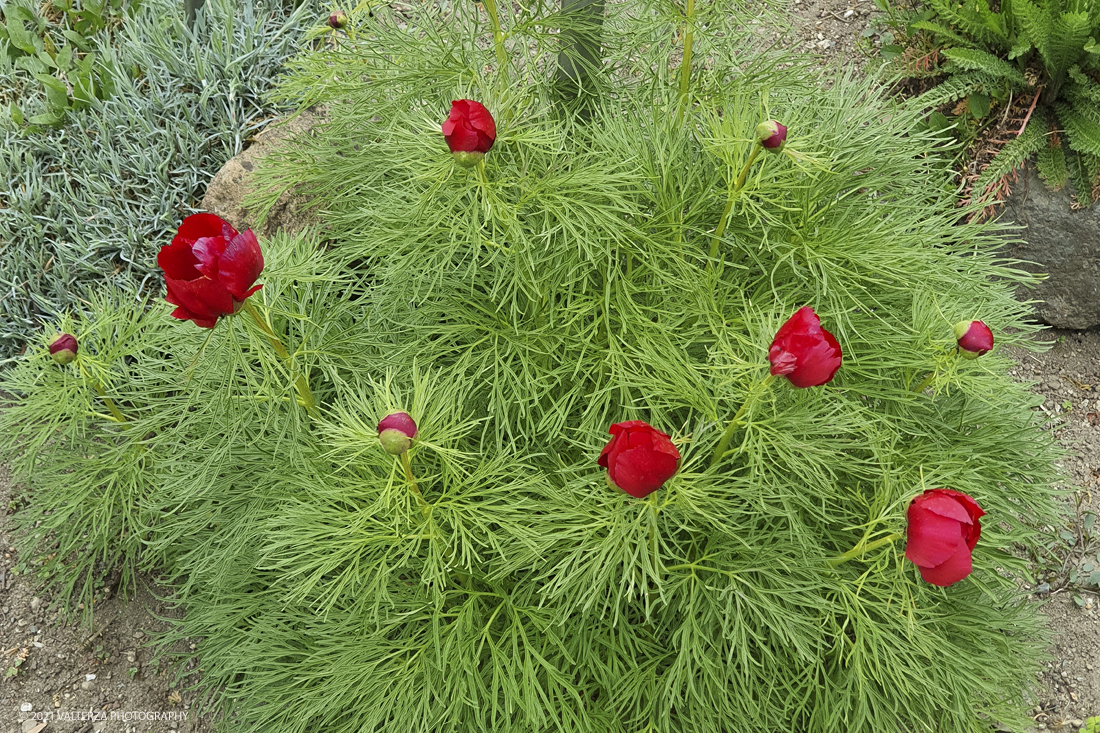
[[378, 411, 418, 455], [49, 333, 78, 365], [954, 320, 993, 359], [755, 120, 787, 152], [442, 100, 496, 168], [328, 10, 348, 29]]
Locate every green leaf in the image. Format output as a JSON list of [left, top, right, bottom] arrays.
[[1090, 570, 1100, 587], [943, 47, 1028, 85], [1085, 512, 1096, 534], [1070, 567, 1079, 583], [9, 102, 23, 126], [26, 111, 64, 125], [55, 43, 72, 72], [34, 73, 69, 111], [1074, 594, 1086, 606], [1060, 529, 1077, 543], [61, 30, 90, 51], [1083, 562, 1095, 572], [14, 55, 48, 74], [881, 45, 904, 59], [1037, 143, 1068, 190], [5, 18, 37, 54], [969, 92, 991, 117]]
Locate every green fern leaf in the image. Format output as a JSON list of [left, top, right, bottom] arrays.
[[972, 117, 1047, 198], [1036, 143, 1069, 189], [943, 47, 1029, 84], [1017, 0, 1053, 63], [1007, 28, 1034, 59], [927, 0, 1009, 47], [909, 20, 977, 48], [1058, 103, 1100, 156], [1045, 12, 1091, 76], [910, 71, 998, 110], [1065, 149, 1100, 201]]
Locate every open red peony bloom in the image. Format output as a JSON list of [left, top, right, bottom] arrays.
[[905, 488, 985, 587], [768, 307, 842, 388], [598, 420, 681, 499], [954, 320, 994, 360], [442, 100, 496, 165], [158, 214, 264, 329]]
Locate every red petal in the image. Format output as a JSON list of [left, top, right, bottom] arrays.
[[157, 238, 202, 281], [218, 229, 265, 300], [608, 446, 679, 498], [445, 122, 482, 153], [175, 213, 237, 244], [169, 305, 219, 329], [191, 235, 228, 280], [905, 504, 965, 569], [917, 493, 974, 524], [164, 277, 235, 326], [917, 543, 973, 586]]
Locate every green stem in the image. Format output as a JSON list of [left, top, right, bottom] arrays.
[[826, 533, 903, 568], [912, 372, 936, 394], [709, 373, 774, 468], [92, 382, 128, 424], [677, 0, 695, 120], [243, 300, 318, 416], [401, 451, 431, 520], [482, 0, 509, 83], [706, 144, 762, 267]]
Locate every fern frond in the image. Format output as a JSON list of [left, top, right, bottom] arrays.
[[1036, 142, 1069, 189], [1016, 0, 1053, 63], [1007, 28, 1033, 59], [1065, 149, 1100, 201], [910, 71, 998, 110], [927, 0, 1011, 48], [910, 20, 978, 48], [943, 47, 1029, 85], [1058, 102, 1100, 156], [1044, 12, 1092, 76], [971, 116, 1047, 198]]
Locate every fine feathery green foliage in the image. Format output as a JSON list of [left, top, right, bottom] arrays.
[[0, 0, 319, 361], [0, 0, 1067, 731], [899, 0, 1100, 203]]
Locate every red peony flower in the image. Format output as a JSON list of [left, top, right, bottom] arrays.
[[954, 320, 994, 360], [157, 214, 264, 329], [905, 488, 985, 587], [378, 411, 418, 455], [598, 420, 681, 499], [755, 120, 787, 152], [441, 100, 496, 166], [768, 307, 842, 388], [49, 333, 78, 365]]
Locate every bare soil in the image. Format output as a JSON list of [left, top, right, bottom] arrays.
[[3, 7, 1099, 732]]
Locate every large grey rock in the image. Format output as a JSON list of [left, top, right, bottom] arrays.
[[1000, 165, 1100, 328], [200, 108, 326, 239]]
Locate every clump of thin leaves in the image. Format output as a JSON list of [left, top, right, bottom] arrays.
[[0, 0, 1066, 731], [0, 0, 318, 360]]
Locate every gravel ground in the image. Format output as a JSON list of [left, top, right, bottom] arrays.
[[3, 6, 1099, 732]]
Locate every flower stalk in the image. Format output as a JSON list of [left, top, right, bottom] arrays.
[[481, 0, 509, 84], [706, 143, 762, 266], [243, 300, 318, 416], [710, 373, 774, 468], [826, 533, 903, 568], [677, 0, 695, 120], [400, 451, 432, 520]]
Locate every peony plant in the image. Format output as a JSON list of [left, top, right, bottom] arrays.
[[0, 1, 1064, 733]]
